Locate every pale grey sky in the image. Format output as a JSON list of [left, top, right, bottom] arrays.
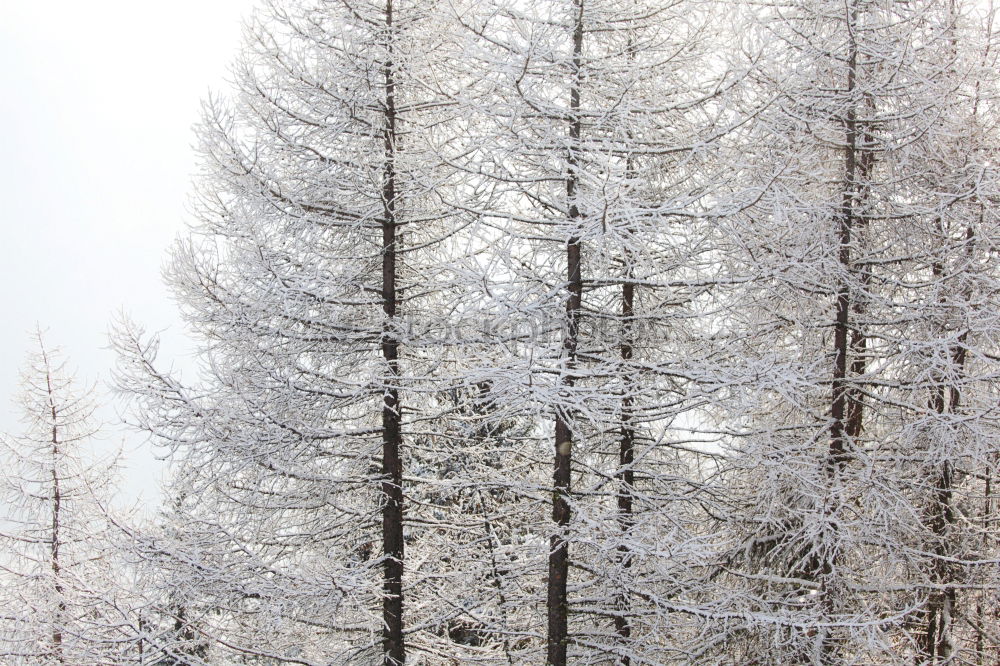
[[0, 1, 257, 505]]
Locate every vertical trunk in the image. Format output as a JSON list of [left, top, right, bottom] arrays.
[[820, 2, 860, 660], [613, 25, 638, 658], [614, 275, 635, 660], [923, 460, 957, 663], [547, 2, 584, 663], [137, 615, 144, 664], [845, 97, 875, 444], [975, 452, 993, 665], [478, 487, 516, 666], [922, 5, 966, 656], [924, 408, 958, 664], [922, 225, 972, 663], [828, 0, 858, 480], [380, 1, 404, 662], [47, 371, 65, 664]]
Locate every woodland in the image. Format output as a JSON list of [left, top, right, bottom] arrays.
[[1, 0, 999, 663]]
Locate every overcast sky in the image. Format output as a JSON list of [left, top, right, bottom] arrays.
[[0, 1, 257, 505]]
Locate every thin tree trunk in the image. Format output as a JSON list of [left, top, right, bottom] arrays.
[[845, 96, 874, 444], [547, 2, 584, 663], [968, 27, 997, 663], [975, 450, 994, 665], [821, 2, 861, 660], [828, 0, 859, 481], [478, 487, 516, 666], [380, 1, 404, 662], [924, 460, 957, 663], [614, 275, 635, 661], [47, 368, 65, 664], [922, 223, 972, 663], [922, 5, 967, 656], [613, 25, 638, 659]]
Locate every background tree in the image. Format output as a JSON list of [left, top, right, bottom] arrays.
[[887, 1, 1000, 659], [455, 0, 736, 661], [0, 331, 135, 664]]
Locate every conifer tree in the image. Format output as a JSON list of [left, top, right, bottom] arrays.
[[0, 332, 131, 664], [115, 0, 468, 661], [707, 0, 1000, 662]]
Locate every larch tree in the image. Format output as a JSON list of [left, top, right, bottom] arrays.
[[113, 0, 472, 662], [887, 0, 1000, 659], [705, 0, 1000, 662], [102, 0, 1000, 663], [0, 332, 133, 664], [455, 0, 736, 661]]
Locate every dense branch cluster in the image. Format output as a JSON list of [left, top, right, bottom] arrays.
[[2, 0, 999, 664]]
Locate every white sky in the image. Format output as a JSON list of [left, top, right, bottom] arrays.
[[0, 1, 257, 506]]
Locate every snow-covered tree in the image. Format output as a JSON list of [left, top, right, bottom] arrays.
[[0, 332, 135, 664], [705, 0, 1000, 662], [886, 2, 1000, 659], [114, 0, 473, 662], [454, 0, 737, 661], [106, 0, 1000, 663]]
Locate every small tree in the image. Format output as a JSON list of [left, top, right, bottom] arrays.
[[0, 331, 129, 664]]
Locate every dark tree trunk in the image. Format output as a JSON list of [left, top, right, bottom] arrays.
[[845, 100, 874, 444], [48, 373, 65, 665], [923, 459, 957, 663], [922, 6, 966, 658], [921, 224, 972, 663], [613, 28, 639, 656], [380, 1, 404, 662], [613, 276, 635, 661], [547, 2, 584, 663], [821, 2, 862, 661], [828, 0, 858, 481], [975, 445, 994, 664]]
